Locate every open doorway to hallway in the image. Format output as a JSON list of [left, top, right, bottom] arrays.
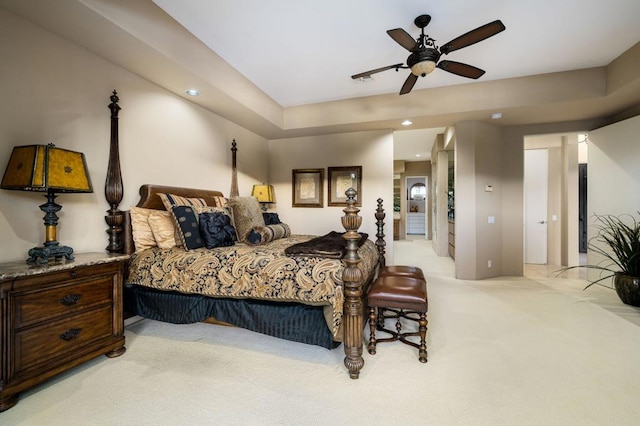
[[523, 132, 588, 274], [393, 128, 444, 241]]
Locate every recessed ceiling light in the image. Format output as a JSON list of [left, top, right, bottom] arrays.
[[416, 154, 421, 157], [401, 120, 413, 126], [185, 89, 200, 96], [491, 112, 502, 119]]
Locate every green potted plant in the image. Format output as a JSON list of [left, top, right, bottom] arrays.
[[559, 213, 640, 306]]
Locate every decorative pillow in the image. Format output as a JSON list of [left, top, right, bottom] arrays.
[[246, 223, 291, 246], [213, 195, 228, 208], [130, 207, 157, 252], [158, 193, 207, 211], [262, 212, 282, 225], [199, 212, 236, 248], [227, 196, 265, 242], [170, 206, 204, 250], [147, 211, 177, 249]]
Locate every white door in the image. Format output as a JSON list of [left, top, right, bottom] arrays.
[[524, 149, 548, 264]]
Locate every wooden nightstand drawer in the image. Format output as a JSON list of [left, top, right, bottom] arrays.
[[14, 278, 113, 329], [14, 306, 113, 373]]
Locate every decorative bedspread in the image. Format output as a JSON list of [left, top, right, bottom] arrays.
[[127, 235, 379, 338]]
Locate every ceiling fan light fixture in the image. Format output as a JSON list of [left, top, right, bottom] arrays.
[[410, 60, 436, 77]]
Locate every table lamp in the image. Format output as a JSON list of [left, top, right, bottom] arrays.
[[1, 143, 93, 264], [251, 184, 275, 211]]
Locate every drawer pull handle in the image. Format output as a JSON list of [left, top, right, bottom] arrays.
[[60, 328, 82, 341], [70, 270, 77, 279], [59, 294, 81, 306]]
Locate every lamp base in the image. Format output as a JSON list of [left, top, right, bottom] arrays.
[[27, 244, 74, 265]]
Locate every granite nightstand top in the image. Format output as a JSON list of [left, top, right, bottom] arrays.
[[0, 252, 130, 281]]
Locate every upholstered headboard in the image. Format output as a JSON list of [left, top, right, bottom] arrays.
[[135, 184, 224, 210]]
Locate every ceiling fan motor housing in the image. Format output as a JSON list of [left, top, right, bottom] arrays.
[[407, 48, 441, 76]]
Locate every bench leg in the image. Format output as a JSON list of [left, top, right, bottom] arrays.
[[418, 312, 428, 363], [368, 306, 377, 355]]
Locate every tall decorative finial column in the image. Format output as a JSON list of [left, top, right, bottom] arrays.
[[230, 139, 239, 197], [341, 187, 364, 379], [105, 90, 124, 253], [375, 198, 386, 268]]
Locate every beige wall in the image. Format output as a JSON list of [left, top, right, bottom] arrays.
[[0, 8, 268, 262], [268, 130, 394, 258], [455, 121, 504, 279], [431, 134, 449, 256]]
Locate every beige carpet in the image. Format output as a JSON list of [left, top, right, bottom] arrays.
[[3, 239, 640, 425]]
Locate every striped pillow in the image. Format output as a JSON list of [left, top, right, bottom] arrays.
[[213, 195, 228, 208], [158, 193, 207, 211], [245, 223, 291, 246]]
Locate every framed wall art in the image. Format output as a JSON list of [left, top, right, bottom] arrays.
[[292, 168, 324, 207], [328, 166, 362, 206]]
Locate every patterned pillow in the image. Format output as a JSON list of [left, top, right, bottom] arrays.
[[147, 211, 177, 249], [262, 212, 282, 225], [158, 193, 207, 211], [213, 195, 228, 208], [199, 212, 236, 248], [227, 196, 266, 242], [245, 223, 291, 246], [170, 206, 204, 250], [130, 207, 157, 252]]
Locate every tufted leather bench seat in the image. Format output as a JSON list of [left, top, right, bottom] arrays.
[[367, 267, 428, 363], [377, 265, 425, 281]]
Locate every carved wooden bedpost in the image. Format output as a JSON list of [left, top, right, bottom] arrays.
[[229, 139, 239, 197], [341, 187, 364, 379], [375, 198, 386, 269], [105, 90, 124, 253]]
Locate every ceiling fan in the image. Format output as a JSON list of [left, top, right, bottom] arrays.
[[351, 15, 506, 95]]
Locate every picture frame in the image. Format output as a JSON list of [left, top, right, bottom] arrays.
[[328, 166, 362, 206], [292, 168, 324, 207]]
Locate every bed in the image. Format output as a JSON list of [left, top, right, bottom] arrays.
[[103, 91, 387, 379]]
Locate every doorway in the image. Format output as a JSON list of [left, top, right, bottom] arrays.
[[406, 176, 427, 237], [524, 149, 548, 264]]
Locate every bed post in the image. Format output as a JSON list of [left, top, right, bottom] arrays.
[[105, 90, 124, 253], [375, 198, 386, 268], [341, 187, 364, 379], [230, 139, 239, 197]]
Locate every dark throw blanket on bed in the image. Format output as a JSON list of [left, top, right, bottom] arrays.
[[284, 231, 369, 259]]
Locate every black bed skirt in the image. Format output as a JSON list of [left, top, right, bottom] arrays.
[[124, 284, 339, 349]]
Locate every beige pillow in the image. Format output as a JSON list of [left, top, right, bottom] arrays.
[[147, 211, 177, 249], [130, 207, 157, 252], [227, 196, 265, 242]]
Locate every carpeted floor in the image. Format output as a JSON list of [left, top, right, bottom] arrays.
[[2, 239, 640, 425]]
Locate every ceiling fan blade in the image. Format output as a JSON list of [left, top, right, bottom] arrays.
[[437, 60, 485, 79], [387, 28, 417, 52], [399, 73, 418, 95], [440, 20, 505, 55], [351, 63, 404, 80]]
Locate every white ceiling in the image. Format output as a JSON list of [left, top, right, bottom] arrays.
[[1, 0, 638, 161], [153, 0, 640, 107]]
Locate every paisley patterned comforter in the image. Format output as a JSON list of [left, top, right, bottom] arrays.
[[127, 235, 379, 338]]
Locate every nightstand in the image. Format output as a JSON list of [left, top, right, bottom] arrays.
[[0, 252, 128, 412]]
